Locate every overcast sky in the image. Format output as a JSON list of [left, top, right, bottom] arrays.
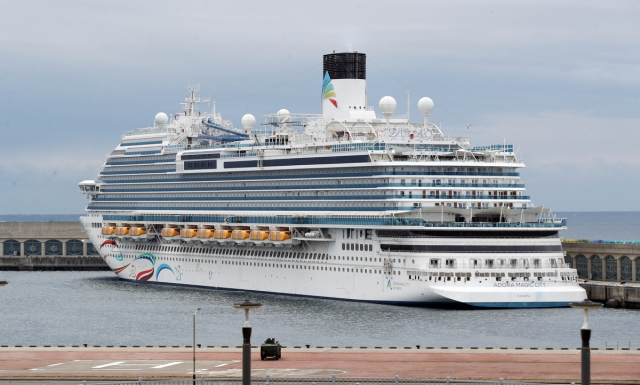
[[1, 0, 639, 214]]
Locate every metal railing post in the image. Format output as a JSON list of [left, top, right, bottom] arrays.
[[446, 376, 450, 385], [139, 377, 143, 385], [202, 375, 205, 385], [395, 375, 399, 385], [266, 375, 270, 385], [499, 378, 503, 385], [332, 374, 336, 385]]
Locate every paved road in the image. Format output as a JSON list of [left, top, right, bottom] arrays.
[[0, 347, 639, 382]]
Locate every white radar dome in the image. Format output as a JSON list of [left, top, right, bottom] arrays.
[[418, 97, 434, 114], [241, 114, 256, 130], [379, 96, 397, 116], [155, 112, 169, 125], [277, 109, 291, 122]]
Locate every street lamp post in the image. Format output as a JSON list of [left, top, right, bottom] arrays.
[[570, 300, 603, 385], [193, 308, 201, 384], [233, 299, 262, 385]]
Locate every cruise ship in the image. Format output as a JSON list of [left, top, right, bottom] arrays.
[[79, 51, 586, 307]]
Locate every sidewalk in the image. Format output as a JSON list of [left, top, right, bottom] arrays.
[[1, 347, 639, 382]]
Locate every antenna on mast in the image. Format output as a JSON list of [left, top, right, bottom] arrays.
[[407, 92, 410, 122]]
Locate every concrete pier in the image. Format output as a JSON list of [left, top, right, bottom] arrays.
[[0, 222, 108, 271]]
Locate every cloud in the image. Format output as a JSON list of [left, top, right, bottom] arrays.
[[1, 0, 639, 213], [472, 111, 640, 210]]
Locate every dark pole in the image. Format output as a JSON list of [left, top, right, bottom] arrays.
[[581, 328, 591, 385], [570, 300, 602, 385], [193, 308, 200, 385], [242, 326, 252, 385], [233, 300, 262, 385]]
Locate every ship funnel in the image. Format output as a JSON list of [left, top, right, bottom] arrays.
[[322, 52, 373, 120]]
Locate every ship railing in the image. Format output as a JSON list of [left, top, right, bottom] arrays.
[[122, 126, 174, 138], [81, 376, 558, 385], [102, 214, 567, 229]]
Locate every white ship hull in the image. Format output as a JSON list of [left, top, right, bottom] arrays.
[[82, 217, 586, 308]]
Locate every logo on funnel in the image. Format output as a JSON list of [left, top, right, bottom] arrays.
[[322, 72, 337, 108]]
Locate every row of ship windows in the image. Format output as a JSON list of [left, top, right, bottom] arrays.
[[91, 202, 402, 208], [398, 178, 519, 186], [420, 258, 566, 269], [119, 253, 398, 275], [99, 178, 523, 192], [89, 202, 527, 210], [94, 190, 525, 199], [99, 168, 520, 182], [132, 243, 395, 262], [106, 155, 176, 165], [102, 165, 175, 172], [343, 243, 373, 252], [107, 160, 516, 174]]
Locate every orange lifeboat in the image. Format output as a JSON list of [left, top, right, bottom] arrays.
[[197, 229, 215, 239], [161, 227, 180, 237], [214, 230, 232, 239], [269, 231, 291, 241], [232, 230, 250, 240], [101, 226, 116, 235], [115, 226, 130, 236], [180, 229, 198, 238], [250, 231, 270, 241], [130, 227, 146, 236]]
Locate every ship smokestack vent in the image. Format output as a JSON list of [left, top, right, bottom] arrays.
[[323, 52, 366, 80]]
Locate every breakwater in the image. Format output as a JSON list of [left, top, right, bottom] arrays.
[[0, 221, 107, 270]]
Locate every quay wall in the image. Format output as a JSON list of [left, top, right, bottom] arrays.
[[562, 241, 640, 282], [0, 221, 107, 271]]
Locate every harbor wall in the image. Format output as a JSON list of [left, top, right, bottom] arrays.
[[0, 222, 108, 271], [562, 241, 640, 282]]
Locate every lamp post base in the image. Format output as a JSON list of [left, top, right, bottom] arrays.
[[242, 326, 252, 385], [581, 328, 591, 385]]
